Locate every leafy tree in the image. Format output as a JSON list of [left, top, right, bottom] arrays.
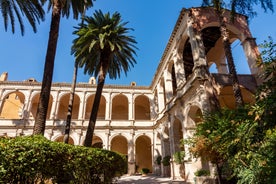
[[33, 0, 94, 135], [0, 0, 45, 35], [71, 10, 137, 147], [187, 37, 276, 184], [201, 0, 273, 107]]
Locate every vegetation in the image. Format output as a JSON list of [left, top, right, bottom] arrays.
[[162, 155, 171, 166], [173, 151, 186, 164], [194, 169, 210, 177], [187, 37, 276, 184], [33, 0, 94, 135], [141, 168, 150, 174], [0, 0, 45, 35], [155, 155, 162, 165], [72, 10, 137, 146], [0, 135, 127, 183]]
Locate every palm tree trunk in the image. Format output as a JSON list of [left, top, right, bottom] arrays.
[[64, 62, 78, 143], [83, 71, 106, 147], [216, 8, 244, 108], [33, 0, 62, 135]]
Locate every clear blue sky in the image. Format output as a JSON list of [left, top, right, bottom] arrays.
[[0, 0, 275, 86]]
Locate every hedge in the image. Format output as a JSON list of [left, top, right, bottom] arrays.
[[0, 135, 127, 183]]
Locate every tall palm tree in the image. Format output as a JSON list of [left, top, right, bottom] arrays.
[[63, 62, 78, 144], [0, 0, 45, 35], [63, 3, 87, 144], [33, 0, 94, 135], [71, 10, 137, 147], [201, 0, 273, 107]]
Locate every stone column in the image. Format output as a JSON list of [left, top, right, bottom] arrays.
[[128, 94, 134, 121], [241, 37, 262, 84], [128, 130, 136, 175], [77, 92, 86, 120], [187, 17, 208, 79], [157, 82, 165, 112], [22, 89, 33, 119], [50, 91, 60, 119], [105, 93, 111, 120], [163, 68, 173, 102], [172, 50, 186, 87], [0, 89, 4, 110]]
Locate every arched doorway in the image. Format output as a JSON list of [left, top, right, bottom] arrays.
[[135, 135, 152, 173], [92, 136, 103, 148], [55, 135, 74, 145], [0, 92, 25, 119]]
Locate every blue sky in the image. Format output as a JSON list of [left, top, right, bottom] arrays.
[[0, 0, 275, 86]]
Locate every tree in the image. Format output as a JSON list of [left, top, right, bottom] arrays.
[[201, 0, 273, 107], [33, 0, 94, 135], [71, 10, 137, 147], [0, 0, 45, 35], [188, 37, 276, 184], [63, 4, 87, 144]]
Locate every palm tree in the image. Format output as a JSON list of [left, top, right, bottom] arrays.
[[201, 0, 273, 107], [33, 0, 94, 135], [63, 3, 87, 144], [63, 62, 78, 143], [71, 10, 137, 147], [0, 0, 45, 35]]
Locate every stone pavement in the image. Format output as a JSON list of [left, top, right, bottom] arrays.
[[115, 174, 186, 184]]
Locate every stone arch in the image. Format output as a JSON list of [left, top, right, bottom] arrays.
[[111, 94, 128, 120], [182, 38, 194, 80], [92, 135, 103, 148], [134, 95, 150, 120], [168, 61, 177, 96], [54, 135, 74, 145], [57, 93, 80, 120], [0, 91, 25, 119], [172, 118, 184, 153], [160, 78, 166, 106], [218, 85, 255, 109], [85, 94, 106, 120], [135, 135, 152, 172], [202, 26, 252, 75], [110, 134, 128, 155], [29, 93, 53, 119], [186, 105, 203, 128]]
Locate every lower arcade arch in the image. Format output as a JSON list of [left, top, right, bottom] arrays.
[[135, 135, 152, 173], [0, 92, 25, 119], [54, 135, 74, 145], [110, 135, 128, 155], [92, 136, 103, 148]]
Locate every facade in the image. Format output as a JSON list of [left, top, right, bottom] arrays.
[[0, 7, 260, 182]]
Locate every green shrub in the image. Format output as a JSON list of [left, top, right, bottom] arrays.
[[173, 151, 185, 164], [155, 155, 162, 165], [194, 169, 210, 176], [141, 168, 150, 174], [0, 135, 127, 183], [162, 155, 171, 166]]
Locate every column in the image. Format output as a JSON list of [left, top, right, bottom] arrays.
[[163, 68, 173, 102], [128, 130, 135, 175], [241, 37, 262, 84], [128, 94, 134, 121], [0, 89, 5, 114], [105, 93, 111, 120], [78, 92, 86, 120], [172, 50, 186, 87], [157, 82, 165, 112], [50, 91, 60, 119], [187, 17, 208, 79], [22, 89, 33, 119]]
